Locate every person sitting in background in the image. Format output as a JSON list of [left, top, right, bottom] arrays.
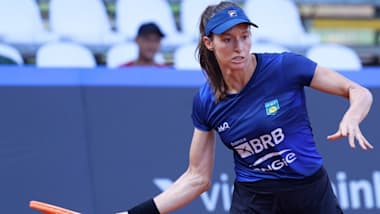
[[119, 22, 167, 67]]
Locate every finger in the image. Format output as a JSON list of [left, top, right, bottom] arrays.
[[357, 136, 367, 150], [327, 131, 342, 141], [340, 125, 348, 137], [354, 129, 373, 150], [348, 129, 355, 149], [355, 130, 367, 150], [365, 141, 374, 150], [357, 134, 374, 150]]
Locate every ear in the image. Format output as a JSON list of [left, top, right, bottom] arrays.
[[202, 36, 214, 51]]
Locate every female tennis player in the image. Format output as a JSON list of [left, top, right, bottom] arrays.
[[124, 1, 373, 213]]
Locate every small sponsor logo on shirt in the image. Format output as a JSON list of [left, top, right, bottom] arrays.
[[217, 122, 230, 132], [265, 99, 280, 115]]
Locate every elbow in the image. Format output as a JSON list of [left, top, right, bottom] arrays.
[[195, 174, 212, 194], [200, 177, 212, 193], [187, 170, 212, 194]]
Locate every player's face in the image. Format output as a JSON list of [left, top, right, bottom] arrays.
[[136, 34, 162, 61], [208, 24, 252, 71]]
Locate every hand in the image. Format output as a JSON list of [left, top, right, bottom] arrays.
[[327, 118, 373, 150]]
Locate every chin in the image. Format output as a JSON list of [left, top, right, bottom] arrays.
[[229, 63, 246, 71]]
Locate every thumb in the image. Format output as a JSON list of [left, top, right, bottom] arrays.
[[327, 130, 343, 141]]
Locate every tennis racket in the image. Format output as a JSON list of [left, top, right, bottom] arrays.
[[29, 200, 81, 214]]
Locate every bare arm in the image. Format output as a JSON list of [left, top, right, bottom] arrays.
[[153, 128, 216, 213], [310, 65, 373, 150]]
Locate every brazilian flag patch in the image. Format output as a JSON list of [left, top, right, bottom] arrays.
[[265, 99, 280, 115]]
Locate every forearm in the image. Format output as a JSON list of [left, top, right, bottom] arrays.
[[344, 85, 373, 123], [126, 129, 215, 214], [154, 169, 210, 214], [124, 170, 209, 214]]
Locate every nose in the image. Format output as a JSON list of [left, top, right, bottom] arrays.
[[234, 39, 244, 52]]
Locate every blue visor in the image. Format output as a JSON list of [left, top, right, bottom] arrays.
[[205, 6, 258, 37]]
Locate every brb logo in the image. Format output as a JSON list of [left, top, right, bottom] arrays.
[[231, 127, 296, 172]]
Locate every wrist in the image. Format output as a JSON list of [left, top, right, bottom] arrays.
[[128, 198, 160, 214]]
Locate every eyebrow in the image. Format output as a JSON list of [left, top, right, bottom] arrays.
[[221, 28, 250, 37]]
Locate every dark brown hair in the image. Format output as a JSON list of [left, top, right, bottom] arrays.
[[196, 1, 240, 102]]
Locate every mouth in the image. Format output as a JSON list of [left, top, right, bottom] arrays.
[[231, 56, 245, 63]]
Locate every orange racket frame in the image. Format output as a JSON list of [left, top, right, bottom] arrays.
[[29, 200, 81, 214]]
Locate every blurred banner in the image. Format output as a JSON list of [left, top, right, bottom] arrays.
[[0, 67, 378, 213]]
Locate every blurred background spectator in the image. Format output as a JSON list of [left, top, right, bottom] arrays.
[[118, 22, 167, 67]]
